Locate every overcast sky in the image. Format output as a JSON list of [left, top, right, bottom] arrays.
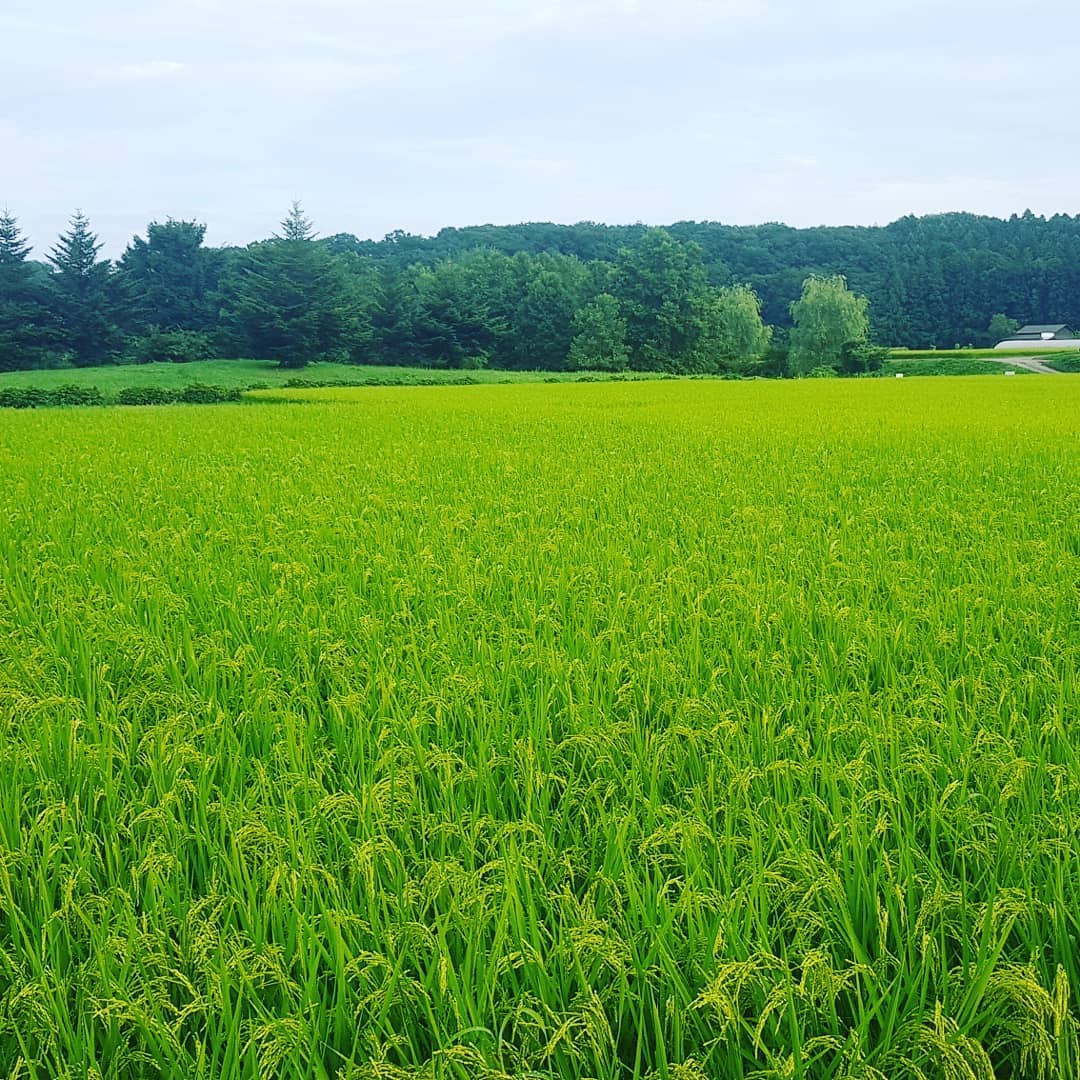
[[2, 0, 1078, 256]]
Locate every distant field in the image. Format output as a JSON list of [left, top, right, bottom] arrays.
[[4, 350, 1077, 403], [1, 378, 1078, 1078], [0, 359, 661, 397]]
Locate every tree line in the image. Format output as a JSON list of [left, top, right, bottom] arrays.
[[6, 202, 1068, 375]]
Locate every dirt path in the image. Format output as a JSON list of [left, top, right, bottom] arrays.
[[986, 355, 1063, 374]]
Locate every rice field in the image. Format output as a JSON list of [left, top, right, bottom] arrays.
[[0, 378, 1078, 1079]]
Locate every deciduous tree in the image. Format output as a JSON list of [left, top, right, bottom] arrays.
[[568, 293, 629, 371], [696, 284, 772, 373], [789, 274, 870, 375]]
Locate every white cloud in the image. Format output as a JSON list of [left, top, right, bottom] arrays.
[[3, 0, 1079, 254]]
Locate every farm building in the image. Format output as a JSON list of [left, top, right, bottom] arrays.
[[995, 324, 1080, 349]]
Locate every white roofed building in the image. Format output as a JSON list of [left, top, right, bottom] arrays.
[[995, 324, 1079, 349]]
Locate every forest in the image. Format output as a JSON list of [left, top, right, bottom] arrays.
[[2, 204, 1078, 374]]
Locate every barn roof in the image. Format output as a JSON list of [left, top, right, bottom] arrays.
[[1015, 324, 1069, 334]]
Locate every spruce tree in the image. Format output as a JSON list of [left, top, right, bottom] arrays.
[[0, 210, 51, 371], [278, 201, 315, 242], [47, 211, 121, 366], [0, 209, 32, 265], [115, 219, 214, 332], [223, 205, 353, 368]]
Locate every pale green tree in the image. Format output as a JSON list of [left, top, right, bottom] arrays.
[[987, 312, 1019, 345], [789, 275, 870, 374], [696, 284, 772, 372]]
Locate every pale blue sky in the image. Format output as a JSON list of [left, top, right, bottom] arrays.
[[2, 0, 1078, 256]]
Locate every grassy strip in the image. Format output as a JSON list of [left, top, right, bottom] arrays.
[[884, 357, 1034, 376], [889, 347, 1080, 360], [0, 359, 667, 395], [1047, 354, 1080, 373]]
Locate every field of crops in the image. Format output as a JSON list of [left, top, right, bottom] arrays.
[[1, 378, 1078, 1078]]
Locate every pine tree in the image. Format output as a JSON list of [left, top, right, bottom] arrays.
[[0, 209, 52, 371], [47, 211, 121, 366], [278, 201, 315, 242], [115, 219, 214, 332], [0, 209, 32, 265], [223, 207, 354, 368]]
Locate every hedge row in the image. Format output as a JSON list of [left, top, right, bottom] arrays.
[[0, 383, 243, 410]]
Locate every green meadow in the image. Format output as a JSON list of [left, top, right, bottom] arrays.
[[0, 359, 648, 397], [1, 378, 1078, 1078]]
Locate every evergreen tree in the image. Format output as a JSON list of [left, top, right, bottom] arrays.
[[115, 219, 215, 332], [0, 210, 52, 371], [506, 257, 588, 370], [0, 210, 32, 265], [47, 211, 121, 366], [223, 207, 353, 368], [278, 201, 315, 242]]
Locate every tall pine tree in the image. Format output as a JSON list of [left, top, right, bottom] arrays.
[[115, 219, 215, 333], [277, 201, 315, 242], [47, 211, 121, 366], [222, 205, 354, 368], [0, 210, 52, 371]]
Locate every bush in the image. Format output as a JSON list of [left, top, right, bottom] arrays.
[[0, 387, 50, 409], [0, 385, 106, 409], [53, 384, 107, 407], [113, 383, 242, 406], [840, 342, 890, 374], [124, 329, 217, 365], [178, 383, 242, 404], [0, 381, 242, 410], [115, 386, 180, 406]]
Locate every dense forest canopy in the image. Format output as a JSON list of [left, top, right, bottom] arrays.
[[2, 206, 1078, 374]]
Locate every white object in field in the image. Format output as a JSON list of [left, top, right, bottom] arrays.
[[1004, 370, 1016, 376], [895, 373, 904, 378]]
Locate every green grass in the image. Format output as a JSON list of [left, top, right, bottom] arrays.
[[884, 357, 1035, 377], [0, 359, 660, 398], [1048, 354, 1080, 374], [1, 378, 1079, 1078], [888, 347, 1080, 360]]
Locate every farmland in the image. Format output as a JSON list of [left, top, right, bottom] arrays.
[[1, 378, 1078, 1078]]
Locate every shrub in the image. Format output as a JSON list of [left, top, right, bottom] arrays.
[[124, 329, 217, 365], [53, 384, 106, 407], [0, 385, 106, 409], [178, 383, 242, 404], [115, 386, 180, 406]]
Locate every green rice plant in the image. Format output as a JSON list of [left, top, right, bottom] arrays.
[[0, 377, 1077, 1078]]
